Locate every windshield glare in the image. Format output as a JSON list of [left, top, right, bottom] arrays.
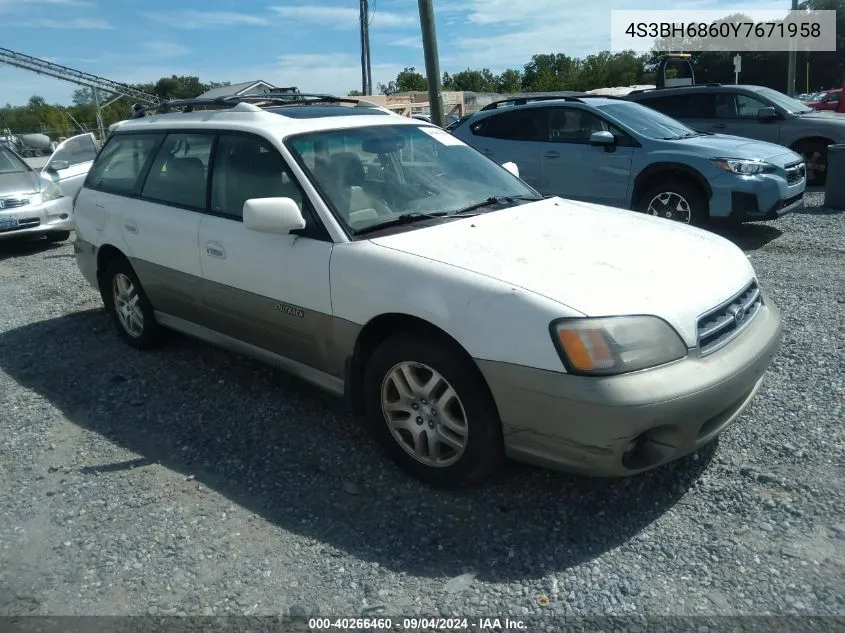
[[753, 87, 813, 113], [287, 124, 539, 234], [595, 102, 698, 140], [0, 145, 30, 175]]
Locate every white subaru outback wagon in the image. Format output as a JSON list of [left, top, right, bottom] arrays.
[[73, 94, 783, 487]]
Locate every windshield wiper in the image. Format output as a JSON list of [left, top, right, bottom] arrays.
[[352, 211, 450, 236], [448, 195, 543, 216]]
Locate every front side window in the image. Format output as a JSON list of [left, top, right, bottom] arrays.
[[141, 133, 214, 209], [548, 108, 630, 145], [86, 133, 162, 195], [286, 124, 540, 235], [47, 133, 98, 171], [714, 93, 769, 119], [210, 134, 307, 220]]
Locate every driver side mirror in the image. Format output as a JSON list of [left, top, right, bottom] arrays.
[[49, 160, 69, 171], [590, 130, 616, 147], [501, 161, 520, 178], [243, 197, 306, 235], [757, 107, 779, 121]]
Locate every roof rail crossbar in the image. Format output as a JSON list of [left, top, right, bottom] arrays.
[[131, 93, 386, 118], [480, 95, 585, 111]]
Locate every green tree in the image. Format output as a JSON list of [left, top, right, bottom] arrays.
[[378, 67, 428, 95], [496, 69, 523, 93], [522, 54, 580, 91]]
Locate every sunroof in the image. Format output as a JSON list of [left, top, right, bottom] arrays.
[[267, 106, 390, 119]]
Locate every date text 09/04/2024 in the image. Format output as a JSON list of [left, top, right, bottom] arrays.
[[308, 617, 527, 630]]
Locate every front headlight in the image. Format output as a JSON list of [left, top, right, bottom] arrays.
[[40, 180, 63, 202], [550, 316, 687, 376], [712, 158, 776, 175]]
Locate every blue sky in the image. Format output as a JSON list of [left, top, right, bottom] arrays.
[[0, 0, 788, 106]]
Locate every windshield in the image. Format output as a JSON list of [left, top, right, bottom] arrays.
[[286, 124, 540, 235], [0, 145, 30, 174], [595, 102, 699, 139], [752, 87, 814, 114]]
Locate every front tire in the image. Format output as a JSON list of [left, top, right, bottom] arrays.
[[794, 140, 828, 187], [636, 179, 708, 227], [101, 257, 164, 350], [363, 332, 504, 488]]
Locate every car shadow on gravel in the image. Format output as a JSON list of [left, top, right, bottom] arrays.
[[711, 222, 783, 251], [0, 237, 67, 261], [0, 309, 715, 582]]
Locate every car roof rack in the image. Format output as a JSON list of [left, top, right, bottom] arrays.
[[131, 93, 385, 118], [479, 94, 587, 111], [628, 83, 723, 95]]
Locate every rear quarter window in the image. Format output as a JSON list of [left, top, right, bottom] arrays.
[[85, 133, 163, 195]]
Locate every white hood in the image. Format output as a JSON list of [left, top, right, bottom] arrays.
[[370, 198, 756, 346]]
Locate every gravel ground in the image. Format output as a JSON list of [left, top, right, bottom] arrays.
[[0, 192, 843, 623]]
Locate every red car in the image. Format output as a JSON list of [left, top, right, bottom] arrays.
[[803, 88, 842, 112]]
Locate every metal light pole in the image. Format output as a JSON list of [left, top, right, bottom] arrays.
[[786, 0, 798, 96], [418, 0, 444, 127]]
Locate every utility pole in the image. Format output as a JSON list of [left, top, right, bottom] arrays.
[[786, 0, 798, 96], [418, 0, 443, 126], [359, 0, 372, 95]]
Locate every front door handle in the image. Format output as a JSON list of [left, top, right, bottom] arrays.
[[124, 221, 138, 234], [544, 151, 561, 159], [206, 241, 226, 259], [482, 149, 493, 155], [711, 123, 727, 130]]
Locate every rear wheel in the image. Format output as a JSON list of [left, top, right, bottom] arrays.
[[636, 179, 708, 227], [101, 257, 165, 349], [794, 139, 828, 187], [363, 332, 504, 488]]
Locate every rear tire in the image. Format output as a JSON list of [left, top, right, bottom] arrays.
[[794, 139, 828, 187], [101, 257, 165, 350], [46, 231, 70, 243], [636, 179, 708, 227], [363, 332, 504, 488]]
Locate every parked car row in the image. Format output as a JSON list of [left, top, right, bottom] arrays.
[[63, 94, 783, 487]]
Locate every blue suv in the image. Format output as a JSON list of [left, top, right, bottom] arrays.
[[451, 96, 806, 226]]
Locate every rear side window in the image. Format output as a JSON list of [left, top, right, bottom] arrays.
[[141, 133, 214, 209], [638, 93, 716, 119], [476, 109, 547, 141], [85, 134, 162, 195]]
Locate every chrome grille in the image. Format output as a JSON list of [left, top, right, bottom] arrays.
[[785, 161, 805, 185], [0, 197, 30, 209], [697, 280, 762, 355]]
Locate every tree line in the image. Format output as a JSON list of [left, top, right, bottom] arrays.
[[0, 75, 229, 139]]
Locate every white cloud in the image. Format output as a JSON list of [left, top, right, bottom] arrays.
[[22, 17, 112, 29], [0, 0, 93, 9], [270, 5, 415, 29], [143, 41, 190, 58], [388, 36, 423, 49], [142, 10, 270, 29]]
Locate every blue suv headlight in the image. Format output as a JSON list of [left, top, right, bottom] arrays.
[[712, 159, 777, 175]]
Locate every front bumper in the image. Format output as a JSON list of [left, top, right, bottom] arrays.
[[477, 298, 783, 477], [0, 196, 73, 241], [708, 169, 805, 221]]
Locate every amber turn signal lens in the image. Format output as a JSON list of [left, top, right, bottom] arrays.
[[558, 329, 614, 372]]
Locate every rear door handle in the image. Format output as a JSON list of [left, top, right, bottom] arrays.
[[482, 149, 493, 155], [123, 221, 138, 234], [206, 241, 226, 259], [544, 151, 560, 159], [711, 123, 727, 130]]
